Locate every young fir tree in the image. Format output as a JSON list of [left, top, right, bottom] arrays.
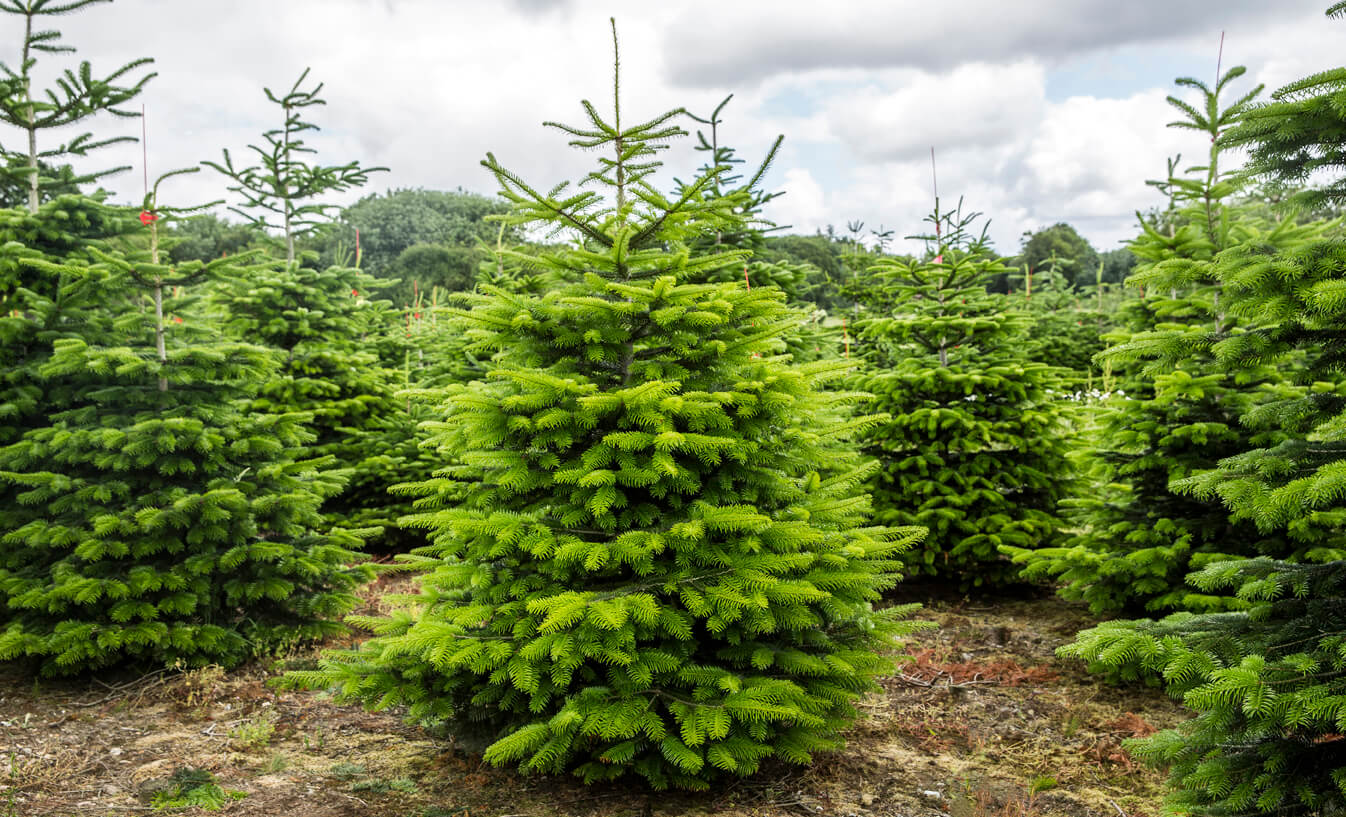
[[204, 68, 385, 264], [0, 0, 154, 213], [855, 201, 1071, 586], [200, 68, 413, 548], [0, 176, 371, 675], [285, 24, 927, 789], [1006, 65, 1320, 615], [1065, 10, 1346, 812]]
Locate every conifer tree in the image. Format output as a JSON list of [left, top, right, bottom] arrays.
[[285, 23, 927, 789], [855, 201, 1071, 586], [0, 195, 128, 448], [204, 68, 385, 263], [0, 0, 154, 213], [1007, 65, 1319, 614], [1065, 10, 1346, 811], [0, 175, 371, 675]]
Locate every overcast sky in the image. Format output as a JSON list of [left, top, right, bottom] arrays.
[[15, 0, 1341, 255]]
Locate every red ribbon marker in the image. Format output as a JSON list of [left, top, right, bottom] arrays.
[[138, 210, 157, 225]]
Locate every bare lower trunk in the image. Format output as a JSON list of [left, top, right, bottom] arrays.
[[151, 222, 168, 391], [154, 282, 167, 391], [26, 125, 38, 213], [284, 209, 295, 263]]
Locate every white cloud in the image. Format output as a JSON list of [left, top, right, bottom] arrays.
[[825, 62, 1046, 163], [772, 168, 829, 231]]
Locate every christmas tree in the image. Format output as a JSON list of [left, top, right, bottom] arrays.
[[200, 66, 416, 548], [1007, 64, 1319, 614], [856, 200, 1071, 586], [285, 23, 927, 789], [1065, 9, 1346, 812], [0, 172, 372, 675]]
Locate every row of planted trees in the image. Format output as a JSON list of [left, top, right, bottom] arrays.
[[4, 1, 1346, 813]]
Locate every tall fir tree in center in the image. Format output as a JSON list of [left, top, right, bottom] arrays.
[[287, 22, 927, 789]]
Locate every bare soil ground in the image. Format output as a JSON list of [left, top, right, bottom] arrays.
[[1, 578, 1184, 817]]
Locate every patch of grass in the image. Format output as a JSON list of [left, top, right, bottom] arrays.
[[327, 762, 366, 781], [260, 752, 290, 774], [350, 776, 418, 794], [1029, 775, 1057, 794], [148, 767, 246, 812], [228, 715, 276, 751]]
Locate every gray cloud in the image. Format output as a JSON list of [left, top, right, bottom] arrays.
[[660, 0, 1326, 87]]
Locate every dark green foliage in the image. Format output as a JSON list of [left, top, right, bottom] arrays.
[[857, 202, 1071, 586], [204, 68, 386, 263], [0, 0, 154, 213], [165, 213, 266, 264], [384, 242, 481, 304], [340, 187, 511, 276], [207, 261, 420, 549], [1100, 247, 1137, 285], [0, 198, 371, 676], [762, 234, 845, 280], [0, 195, 130, 446], [285, 26, 927, 789]]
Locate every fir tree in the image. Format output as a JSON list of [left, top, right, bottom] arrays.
[[856, 200, 1071, 586], [204, 68, 385, 263], [0, 178, 371, 675], [0, 0, 154, 213], [0, 194, 128, 448], [285, 23, 927, 789], [1007, 65, 1319, 615], [1065, 10, 1346, 812]]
